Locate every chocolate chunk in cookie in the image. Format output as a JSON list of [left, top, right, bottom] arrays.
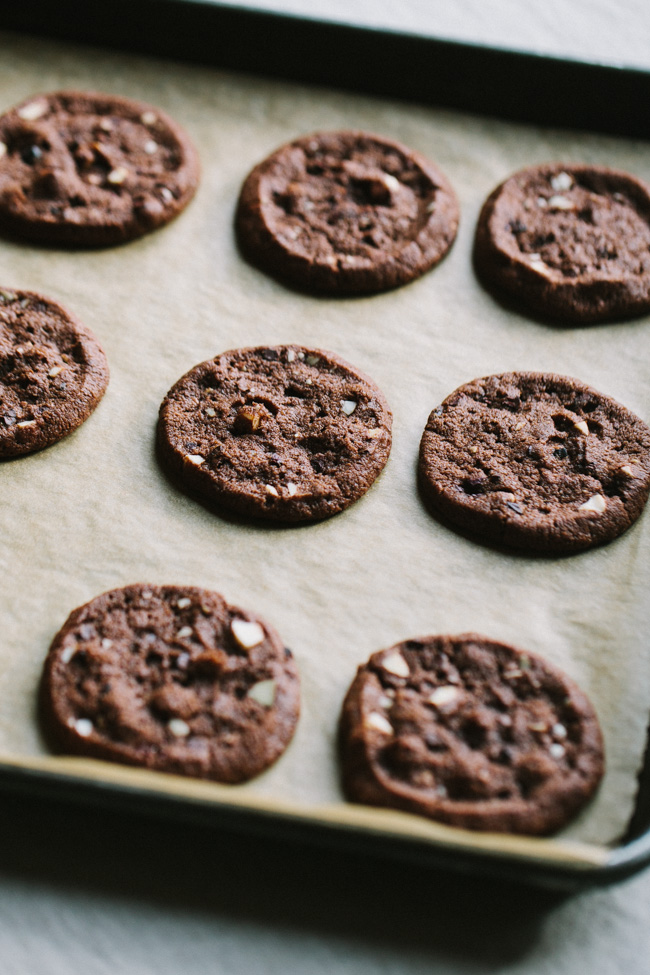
[[157, 345, 392, 522], [40, 584, 300, 783], [0, 287, 108, 457], [473, 164, 650, 323], [418, 372, 650, 554], [0, 90, 199, 247], [339, 634, 604, 834], [236, 130, 458, 294]]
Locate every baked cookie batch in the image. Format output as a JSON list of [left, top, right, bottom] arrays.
[[3, 88, 650, 835]]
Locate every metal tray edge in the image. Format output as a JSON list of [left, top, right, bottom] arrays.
[[1, 0, 650, 138]]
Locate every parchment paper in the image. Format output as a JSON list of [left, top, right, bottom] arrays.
[[1, 28, 649, 856]]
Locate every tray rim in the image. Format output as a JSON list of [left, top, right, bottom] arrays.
[[2, 0, 650, 138], [0, 756, 634, 891], [1, 0, 650, 889]]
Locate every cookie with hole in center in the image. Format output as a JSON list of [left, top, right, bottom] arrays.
[[339, 634, 604, 835], [40, 584, 300, 784], [235, 130, 459, 294], [0, 90, 199, 247], [473, 163, 650, 323], [0, 287, 108, 457], [418, 372, 650, 554], [157, 344, 392, 522]]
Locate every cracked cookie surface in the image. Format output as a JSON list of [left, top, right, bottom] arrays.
[[0, 287, 108, 457], [0, 90, 199, 246], [473, 163, 650, 323], [339, 634, 604, 834], [157, 344, 392, 522], [418, 372, 650, 554], [236, 130, 458, 294], [40, 584, 300, 783]]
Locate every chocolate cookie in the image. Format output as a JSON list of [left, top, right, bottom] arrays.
[[474, 163, 650, 323], [0, 90, 199, 247], [339, 634, 604, 834], [157, 345, 392, 522], [40, 584, 300, 783], [235, 130, 459, 294], [0, 287, 108, 457], [418, 372, 650, 554]]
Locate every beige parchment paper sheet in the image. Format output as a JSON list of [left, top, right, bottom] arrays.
[[1, 28, 649, 862]]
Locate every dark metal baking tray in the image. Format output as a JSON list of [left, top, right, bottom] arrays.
[[1, 0, 650, 890], [4, 0, 650, 139]]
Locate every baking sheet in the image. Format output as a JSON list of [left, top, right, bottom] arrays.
[[1, 28, 649, 857]]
